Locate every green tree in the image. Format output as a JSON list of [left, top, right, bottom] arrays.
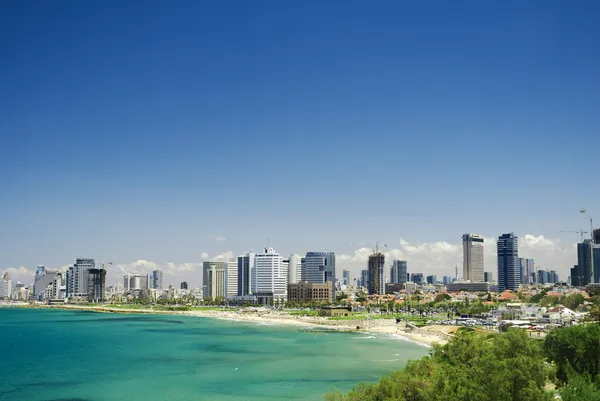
[[544, 324, 600, 383], [434, 293, 451, 303], [562, 294, 585, 310], [326, 329, 552, 401]]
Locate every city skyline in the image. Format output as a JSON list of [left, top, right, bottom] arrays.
[[0, 233, 582, 288]]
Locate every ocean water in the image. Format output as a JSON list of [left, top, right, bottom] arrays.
[[0, 308, 428, 401]]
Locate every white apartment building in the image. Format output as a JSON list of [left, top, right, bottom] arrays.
[[225, 259, 238, 298], [251, 247, 287, 304]]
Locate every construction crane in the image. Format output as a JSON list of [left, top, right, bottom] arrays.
[[100, 261, 113, 270], [560, 230, 588, 242]]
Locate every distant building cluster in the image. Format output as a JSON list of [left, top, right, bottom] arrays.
[[6, 227, 600, 305]]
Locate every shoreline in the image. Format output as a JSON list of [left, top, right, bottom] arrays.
[[2, 303, 448, 346]]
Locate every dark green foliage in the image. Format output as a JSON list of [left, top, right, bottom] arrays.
[[544, 324, 600, 384], [325, 329, 552, 401], [559, 375, 600, 401]]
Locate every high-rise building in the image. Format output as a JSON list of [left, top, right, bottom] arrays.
[[410, 273, 424, 284], [225, 259, 238, 298], [594, 228, 600, 245], [518, 258, 527, 285], [594, 246, 600, 283], [360, 269, 369, 288], [497, 233, 519, 291], [304, 252, 336, 284], [252, 247, 287, 304], [237, 252, 255, 297], [67, 258, 95, 299], [462, 234, 484, 282], [300, 258, 306, 281], [367, 252, 385, 295], [180, 282, 188, 290], [390, 260, 407, 284], [549, 270, 558, 284], [0, 273, 14, 299], [33, 265, 58, 298], [88, 268, 106, 302], [304, 252, 336, 298], [203, 261, 226, 300], [526, 259, 535, 284], [484, 272, 493, 283], [287, 254, 302, 285], [152, 269, 164, 290], [577, 240, 594, 285], [443, 276, 453, 285], [426, 275, 437, 285], [537, 269, 548, 285], [571, 265, 582, 286], [342, 270, 350, 286]]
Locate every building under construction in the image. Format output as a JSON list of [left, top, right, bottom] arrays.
[[87, 268, 106, 302], [368, 252, 385, 295]]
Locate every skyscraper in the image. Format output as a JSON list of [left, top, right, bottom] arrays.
[[67, 258, 95, 299], [252, 247, 287, 304], [237, 252, 255, 296], [594, 228, 600, 245], [342, 270, 350, 286], [152, 269, 164, 290], [526, 259, 535, 285], [287, 254, 302, 284], [360, 269, 368, 288], [304, 251, 336, 298], [577, 240, 594, 285], [462, 234, 484, 282], [390, 260, 407, 284], [304, 252, 336, 284], [87, 267, 106, 302], [367, 252, 385, 295], [484, 272, 493, 283], [225, 259, 238, 298], [497, 233, 519, 291], [203, 261, 226, 300]]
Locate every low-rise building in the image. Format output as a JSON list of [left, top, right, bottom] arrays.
[[287, 281, 333, 303], [318, 306, 352, 317]]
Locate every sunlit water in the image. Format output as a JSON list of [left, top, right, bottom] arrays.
[[0, 308, 428, 401]]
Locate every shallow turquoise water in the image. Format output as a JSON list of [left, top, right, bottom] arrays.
[[0, 308, 428, 401]]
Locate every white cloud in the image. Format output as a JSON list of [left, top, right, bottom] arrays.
[[215, 236, 227, 242], [336, 235, 577, 282], [1, 266, 34, 283], [201, 252, 209, 260]]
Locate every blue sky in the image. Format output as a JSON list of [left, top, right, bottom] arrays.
[[1, 1, 599, 285]]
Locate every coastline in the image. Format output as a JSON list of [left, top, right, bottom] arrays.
[[2, 303, 448, 346]]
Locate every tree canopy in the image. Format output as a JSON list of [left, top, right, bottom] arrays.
[[326, 329, 552, 401]]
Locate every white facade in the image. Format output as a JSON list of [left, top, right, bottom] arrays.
[[287, 254, 302, 284], [225, 259, 238, 298], [462, 234, 484, 282], [251, 247, 287, 302], [0, 279, 14, 298]]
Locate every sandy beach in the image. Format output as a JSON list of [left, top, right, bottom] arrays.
[[11, 303, 449, 346]]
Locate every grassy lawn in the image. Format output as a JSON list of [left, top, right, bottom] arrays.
[[287, 310, 319, 317]]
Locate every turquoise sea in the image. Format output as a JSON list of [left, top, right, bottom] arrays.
[[0, 308, 428, 401]]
